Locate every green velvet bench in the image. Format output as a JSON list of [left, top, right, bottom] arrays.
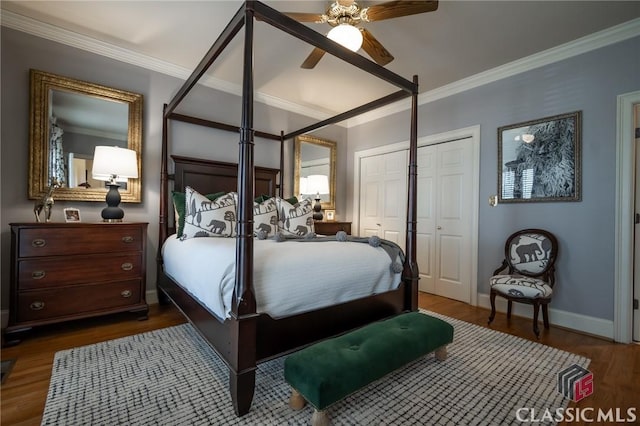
[[284, 311, 454, 425]]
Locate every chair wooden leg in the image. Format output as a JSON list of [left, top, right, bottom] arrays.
[[488, 291, 497, 324], [542, 304, 550, 329], [532, 302, 540, 338], [507, 301, 513, 319]]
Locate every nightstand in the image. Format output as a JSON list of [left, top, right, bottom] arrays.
[[5, 222, 149, 344], [314, 221, 352, 236]]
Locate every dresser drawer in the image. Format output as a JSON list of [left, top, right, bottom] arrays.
[[17, 225, 143, 258], [17, 280, 142, 323], [18, 253, 143, 290]]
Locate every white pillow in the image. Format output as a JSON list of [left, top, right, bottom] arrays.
[[254, 197, 278, 238], [276, 197, 314, 237], [182, 186, 237, 239]]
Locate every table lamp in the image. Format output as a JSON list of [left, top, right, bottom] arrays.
[[306, 174, 329, 221], [92, 146, 138, 222]]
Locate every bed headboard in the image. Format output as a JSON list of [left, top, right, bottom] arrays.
[[172, 155, 280, 197]]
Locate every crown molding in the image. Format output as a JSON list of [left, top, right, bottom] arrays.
[[3, 10, 638, 129], [0, 10, 334, 124], [346, 17, 640, 127]]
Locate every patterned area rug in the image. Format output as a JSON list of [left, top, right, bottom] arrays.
[[42, 311, 589, 425]]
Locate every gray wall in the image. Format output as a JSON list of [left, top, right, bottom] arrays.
[[0, 27, 347, 311], [346, 35, 640, 321]]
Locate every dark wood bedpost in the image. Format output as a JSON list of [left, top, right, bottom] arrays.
[[279, 131, 284, 198], [230, 1, 258, 417], [403, 75, 419, 311], [157, 104, 170, 300]]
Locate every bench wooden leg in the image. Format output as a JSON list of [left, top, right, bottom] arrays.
[[435, 345, 448, 361], [289, 388, 306, 410], [311, 409, 331, 426]]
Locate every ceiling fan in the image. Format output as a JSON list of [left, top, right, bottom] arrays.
[[284, 0, 439, 69]]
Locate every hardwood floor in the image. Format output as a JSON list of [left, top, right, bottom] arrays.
[[1, 294, 638, 425]]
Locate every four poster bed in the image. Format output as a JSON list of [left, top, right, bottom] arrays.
[[157, 0, 419, 417]]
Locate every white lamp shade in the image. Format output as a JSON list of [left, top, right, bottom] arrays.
[[92, 146, 138, 182], [306, 174, 330, 195], [327, 24, 363, 52], [299, 177, 308, 194]]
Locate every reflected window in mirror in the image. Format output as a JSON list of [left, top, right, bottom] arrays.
[[29, 69, 142, 202], [294, 135, 336, 211]]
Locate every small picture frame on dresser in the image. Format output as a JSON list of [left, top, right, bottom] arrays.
[[325, 209, 335, 221], [64, 208, 81, 222]]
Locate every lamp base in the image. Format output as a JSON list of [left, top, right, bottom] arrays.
[[101, 184, 125, 222], [313, 197, 323, 221]]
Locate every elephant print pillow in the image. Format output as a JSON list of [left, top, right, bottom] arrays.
[[276, 197, 315, 238], [181, 186, 237, 239], [254, 197, 278, 238]]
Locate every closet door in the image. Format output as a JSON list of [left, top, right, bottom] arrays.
[[358, 150, 408, 247], [417, 138, 473, 303]]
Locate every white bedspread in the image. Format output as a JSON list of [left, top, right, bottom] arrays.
[[162, 236, 402, 319]]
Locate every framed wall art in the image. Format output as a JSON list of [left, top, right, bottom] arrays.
[[498, 111, 582, 203]]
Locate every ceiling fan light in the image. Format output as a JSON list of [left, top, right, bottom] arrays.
[[327, 24, 363, 51]]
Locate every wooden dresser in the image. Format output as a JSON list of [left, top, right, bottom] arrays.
[[5, 222, 149, 344], [314, 221, 352, 236]]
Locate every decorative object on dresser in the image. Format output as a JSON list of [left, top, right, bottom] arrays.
[[5, 222, 149, 345], [324, 209, 335, 221], [63, 208, 81, 222], [33, 178, 61, 222], [91, 146, 139, 222], [314, 221, 351, 236], [306, 174, 330, 220]]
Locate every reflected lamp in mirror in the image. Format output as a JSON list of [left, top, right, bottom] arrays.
[[92, 146, 138, 222], [306, 174, 329, 221]]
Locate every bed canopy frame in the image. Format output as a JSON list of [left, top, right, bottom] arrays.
[[158, 0, 419, 417]]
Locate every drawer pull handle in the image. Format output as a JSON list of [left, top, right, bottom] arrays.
[[30, 301, 45, 310], [32, 238, 46, 248], [32, 270, 46, 280], [121, 262, 133, 271], [122, 236, 134, 243], [121, 290, 132, 298]]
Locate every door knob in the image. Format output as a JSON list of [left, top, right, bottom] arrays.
[[437, 226, 442, 230]]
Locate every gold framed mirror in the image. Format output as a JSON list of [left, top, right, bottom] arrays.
[[28, 69, 143, 202], [293, 135, 336, 210]]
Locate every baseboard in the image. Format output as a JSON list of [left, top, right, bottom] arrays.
[[477, 293, 614, 340], [146, 289, 159, 305]]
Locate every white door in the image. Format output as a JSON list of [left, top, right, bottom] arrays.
[[633, 104, 640, 342], [359, 150, 408, 248], [417, 138, 474, 303]]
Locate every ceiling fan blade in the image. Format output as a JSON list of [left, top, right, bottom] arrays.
[[283, 12, 324, 22], [361, 28, 394, 66], [301, 48, 326, 69], [364, 0, 438, 22]]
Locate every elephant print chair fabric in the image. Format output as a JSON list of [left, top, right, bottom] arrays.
[[488, 229, 558, 338]]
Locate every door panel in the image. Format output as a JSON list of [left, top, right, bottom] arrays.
[[418, 139, 473, 302], [358, 150, 407, 248]]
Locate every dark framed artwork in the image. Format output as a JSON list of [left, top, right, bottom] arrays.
[[498, 111, 582, 203]]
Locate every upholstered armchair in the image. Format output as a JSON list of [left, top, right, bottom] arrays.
[[488, 229, 558, 338]]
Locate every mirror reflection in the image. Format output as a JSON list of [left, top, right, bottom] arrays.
[[294, 135, 336, 210], [29, 69, 142, 202]]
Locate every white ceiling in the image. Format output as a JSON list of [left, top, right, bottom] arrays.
[[3, 1, 640, 119]]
